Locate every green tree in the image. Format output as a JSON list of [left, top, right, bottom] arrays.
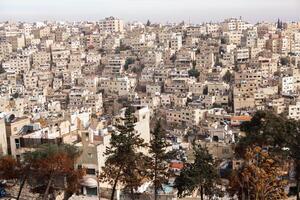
[[0, 65, 5, 74], [214, 56, 223, 67], [192, 60, 196, 68], [148, 120, 171, 200], [203, 86, 208, 95], [170, 54, 176, 63], [174, 143, 221, 200], [280, 57, 289, 65], [146, 20, 151, 26], [100, 107, 148, 200], [124, 58, 135, 71], [115, 44, 131, 54], [188, 67, 200, 78], [277, 18, 283, 29], [212, 103, 222, 108], [220, 37, 227, 44], [236, 110, 288, 157], [222, 70, 233, 84]]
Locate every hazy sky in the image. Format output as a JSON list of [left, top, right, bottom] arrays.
[[0, 0, 299, 23]]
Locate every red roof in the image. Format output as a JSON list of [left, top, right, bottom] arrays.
[[170, 162, 184, 170], [231, 115, 252, 121]]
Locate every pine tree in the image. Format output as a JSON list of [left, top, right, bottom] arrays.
[[146, 20, 151, 26], [277, 18, 281, 29], [100, 107, 148, 200], [236, 110, 288, 157], [222, 70, 233, 84], [174, 143, 221, 200], [277, 18, 284, 29], [148, 120, 171, 200], [188, 67, 200, 78]]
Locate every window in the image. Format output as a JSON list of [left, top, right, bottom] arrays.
[[15, 139, 20, 149], [86, 187, 97, 196], [86, 168, 96, 175], [223, 148, 230, 154]]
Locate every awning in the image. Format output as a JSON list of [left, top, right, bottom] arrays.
[[80, 177, 98, 188]]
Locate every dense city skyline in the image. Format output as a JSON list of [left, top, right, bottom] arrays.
[[1, 1, 300, 199], [0, 0, 299, 23]]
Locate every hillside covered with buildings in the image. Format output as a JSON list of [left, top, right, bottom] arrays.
[[0, 17, 300, 199]]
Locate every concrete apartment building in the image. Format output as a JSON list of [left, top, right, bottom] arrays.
[[0, 118, 7, 155], [146, 84, 161, 95], [170, 34, 183, 51], [282, 76, 295, 95], [0, 42, 12, 60], [24, 71, 39, 90], [103, 57, 126, 76], [235, 47, 250, 63], [166, 108, 206, 126], [4, 116, 31, 155], [75, 106, 150, 198], [75, 129, 111, 196], [267, 97, 286, 114], [9, 123, 62, 159], [288, 101, 300, 120], [98, 17, 124, 33], [2, 55, 31, 74], [195, 51, 215, 71], [224, 31, 243, 45], [98, 76, 134, 96], [7, 34, 25, 51], [233, 70, 263, 112], [222, 18, 251, 32], [32, 51, 51, 66]]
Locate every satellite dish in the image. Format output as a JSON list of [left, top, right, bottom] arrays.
[[6, 114, 15, 123]]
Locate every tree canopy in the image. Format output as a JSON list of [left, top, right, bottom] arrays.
[[236, 110, 300, 199], [0, 144, 83, 200], [100, 107, 149, 200], [188, 68, 200, 78], [228, 146, 288, 200], [174, 143, 222, 200], [146, 20, 151, 26], [124, 58, 135, 71], [148, 120, 172, 200], [222, 70, 233, 84]]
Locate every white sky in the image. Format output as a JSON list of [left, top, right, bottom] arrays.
[[0, 0, 299, 23]]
